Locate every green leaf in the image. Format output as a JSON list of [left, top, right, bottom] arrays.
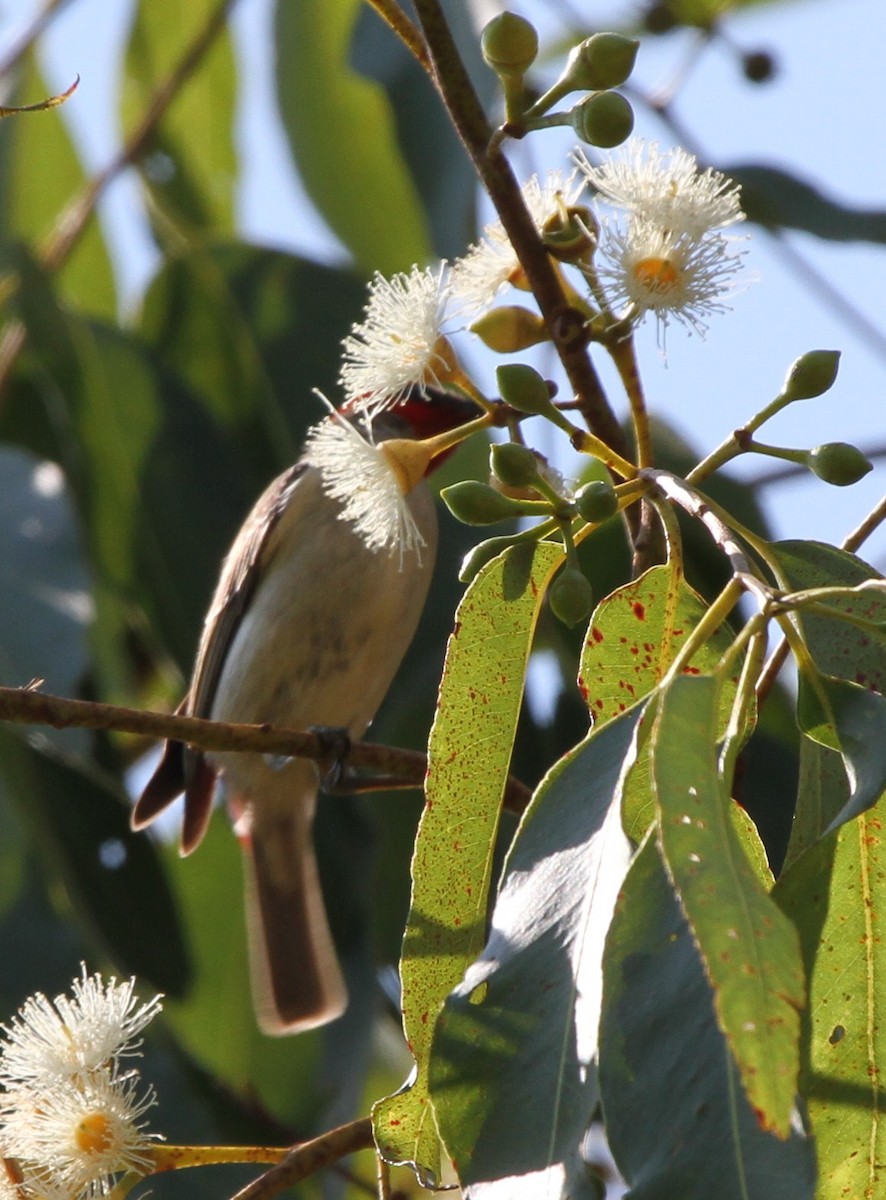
[[139, 245, 368, 477], [797, 670, 886, 832], [0, 729, 189, 994], [0, 53, 116, 317], [123, 0, 238, 235], [653, 674, 804, 1137], [578, 564, 736, 727], [784, 739, 847, 869], [274, 0, 432, 273], [429, 707, 639, 1187], [579, 565, 742, 841], [727, 164, 886, 244], [775, 798, 886, 1198], [373, 540, 564, 1185], [600, 836, 816, 1199], [350, 3, 490, 260], [770, 540, 886, 691]]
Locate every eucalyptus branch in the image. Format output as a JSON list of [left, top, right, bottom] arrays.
[[229, 1118, 374, 1200], [408, 0, 633, 479], [0, 685, 532, 813], [0, 0, 239, 398], [842, 490, 886, 555]]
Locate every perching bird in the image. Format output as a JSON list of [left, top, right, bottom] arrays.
[[131, 389, 477, 1034]]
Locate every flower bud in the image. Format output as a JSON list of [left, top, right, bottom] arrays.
[[549, 568, 594, 627], [470, 306, 548, 353], [783, 350, 840, 400], [806, 442, 873, 487], [496, 363, 554, 415], [481, 12, 539, 76], [564, 33, 639, 91], [490, 441, 540, 489], [459, 535, 521, 583], [571, 90, 634, 149], [442, 480, 526, 525], [541, 205, 598, 262], [575, 479, 618, 523]]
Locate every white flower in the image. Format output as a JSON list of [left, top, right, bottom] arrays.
[[572, 139, 744, 236], [0, 969, 162, 1090], [451, 169, 586, 314], [572, 138, 749, 342], [339, 265, 451, 412], [599, 217, 747, 340], [303, 401, 427, 564], [2, 1070, 159, 1199]]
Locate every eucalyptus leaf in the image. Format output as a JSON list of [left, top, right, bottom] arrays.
[[430, 707, 639, 1188], [601, 836, 815, 1200], [373, 540, 563, 1185], [653, 674, 804, 1137]]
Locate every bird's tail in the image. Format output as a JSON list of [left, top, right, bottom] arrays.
[[234, 780, 347, 1036]]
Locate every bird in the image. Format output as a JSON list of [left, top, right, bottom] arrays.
[[131, 388, 478, 1034]]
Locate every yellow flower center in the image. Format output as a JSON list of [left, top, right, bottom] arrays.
[[75, 1111, 115, 1156], [633, 256, 681, 293]]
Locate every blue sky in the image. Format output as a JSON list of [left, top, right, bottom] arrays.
[[3, 0, 884, 561]]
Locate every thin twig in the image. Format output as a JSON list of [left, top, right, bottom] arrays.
[[0, 685, 533, 813], [230, 1118, 375, 1200]]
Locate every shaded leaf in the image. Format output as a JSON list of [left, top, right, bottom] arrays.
[[274, 0, 432, 273], [653, 674, 804, 1136], [797, 671, 886, 832], [727, 164, 886, 244], [775, 797, 886, 1199], [770, 540, 886, 692], [0, 729, 188, 994], [430, 707, 639, 1189], [600, 836, 815, 1200], [373, 541, 564, 1185]]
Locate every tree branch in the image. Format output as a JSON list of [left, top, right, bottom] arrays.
[[230, 1118, 375, 1200], [0, 685, 532, 813]]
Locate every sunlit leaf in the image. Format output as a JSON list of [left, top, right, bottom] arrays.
[[775, 797, 886, 1198], [373, 540, 564, 1185], [274, 0, 432, 273], [430, 707, 639, 1189], [0, 53, 116, 317], [123, 0, 238, 234], [601, 836, 816, 1199], [653, 674, 804, 1136]]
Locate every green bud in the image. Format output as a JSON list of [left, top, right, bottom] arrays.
[[459, 535, 520, 583], [541, 204, 598, 262], [490, 441, 540, 489], [481, 12, 539, 76], [575, 479, 618, 523], [470, 306, 548, 353], [442, 480, 526, 525], [564, 33, 639, 91], [571, 91, 634, 149], [806, 442, 873, 487], [496, 363, 554, 415], [549, 568, 594, 628], [783, 350, 841, 400]]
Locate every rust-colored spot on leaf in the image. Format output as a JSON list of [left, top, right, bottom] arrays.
[[591, 626, 604, 643], [632, 601, 646, 620]]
